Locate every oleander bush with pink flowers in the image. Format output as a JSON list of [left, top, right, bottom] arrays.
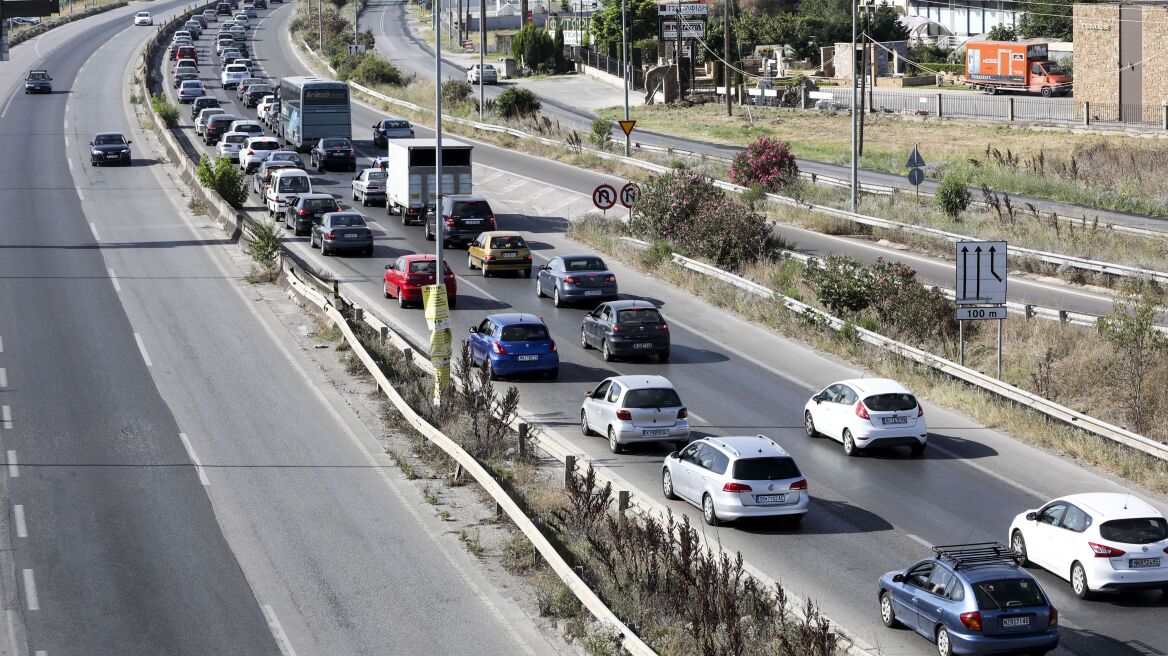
[[729, 137, 800, 192]]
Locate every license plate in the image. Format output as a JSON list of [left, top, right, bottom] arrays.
[[882, 416, 908, 425], [756, 494, 786, 503], [501, 252, 517, 258], [1130, 557, 1161, 568], [1001, 616, 1030, 628], [463, 219, 481, 225], [633, 343, 653, 349], [643, 429, 670, 437], [584, 290, 603, 296], [516, 354, 538, 361], [344, 233, 360, 239], [329, 151, 346, 156], [105, 154, 119, 159]]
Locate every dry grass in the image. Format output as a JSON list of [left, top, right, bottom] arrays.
[[569, 219, 1168, 495]]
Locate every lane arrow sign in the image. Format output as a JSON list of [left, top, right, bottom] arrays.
[[989, 246, 1003, 281], [961, 246, 969, 298], [975, 246, 983, 298]]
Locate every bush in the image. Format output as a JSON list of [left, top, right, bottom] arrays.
[[803, 255, 872, 318], [149, 92, 179, 127], [729, 137, 800, 192], [936, 172, 972, 218], [245, 219, 283, 278], [354, 55, 404, 86], [495, 86, 542, 119], [195, 155, 249, 208], [869, 258, 958, 342], [588, 118, 611, 150], [511, 23, 556, 71], [441, 78, 472, 105]]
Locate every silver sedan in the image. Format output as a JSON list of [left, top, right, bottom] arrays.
[[310, 212, 374, 257], [535, 254, 618, 308]]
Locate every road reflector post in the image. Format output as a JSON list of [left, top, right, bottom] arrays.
[[518, 422, 529, 459], [564, 454, 576, 487], [380, 326, 389, 344], [332, 280, 340, 299], [618, 490, 630, 513]]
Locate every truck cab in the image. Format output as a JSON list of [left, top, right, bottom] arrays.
[[1027, 61, 1071, 97]]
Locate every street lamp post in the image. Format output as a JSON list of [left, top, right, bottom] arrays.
[[849, 0, 857, 212], [435, 0, 445, 273], [318, 0, 323, 52], [479, 0, 485, 121]]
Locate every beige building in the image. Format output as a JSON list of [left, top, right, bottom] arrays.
[[1074, 2, 1168, 122]]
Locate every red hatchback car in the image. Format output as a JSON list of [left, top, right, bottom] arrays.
[[383, 254, 457, 309]]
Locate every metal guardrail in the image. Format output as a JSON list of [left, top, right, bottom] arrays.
[[617, 237, 1168, 462]]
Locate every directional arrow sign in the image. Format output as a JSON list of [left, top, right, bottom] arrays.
[[906, 144, 926, 169], [617, 120, 636, 137], [955, 241, 1007, 305]]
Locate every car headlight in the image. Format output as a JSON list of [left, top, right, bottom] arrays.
[[92, 149, 102, 156], [121, 148, 130, 154]]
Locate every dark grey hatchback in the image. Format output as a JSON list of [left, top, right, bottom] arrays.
[[580, 300, 669, 362]]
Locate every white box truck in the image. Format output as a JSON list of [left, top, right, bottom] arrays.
[[380, 138, 473, 225]]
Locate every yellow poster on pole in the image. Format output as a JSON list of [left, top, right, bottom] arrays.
[[422, 284, 450, 331], [424, 284, 452, 401]]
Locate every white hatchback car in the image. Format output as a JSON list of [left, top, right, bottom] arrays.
[[239, 136, 281, 172], [580, 375, 689, 453], [662, 435, 808, 526], [221, 63, 250, 88], [1009, 493, 1168, 599], [804, 378, 927, 457], [133, 11, 152, 25], [217, 132, 250, 161]]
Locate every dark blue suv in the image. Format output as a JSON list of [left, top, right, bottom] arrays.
[[466, 313, 558, 380], [878, 543, 1059, 656]]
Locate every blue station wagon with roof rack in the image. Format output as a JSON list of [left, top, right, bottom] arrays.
[[878, 543, 1059, 656]]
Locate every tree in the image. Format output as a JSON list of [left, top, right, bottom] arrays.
[[864, 4, 909, 43], [553, 23, 566, 72], [986, 24, 1017, 41], [511, 24, 555, 70], [1096, 292, 1167, 432], [936, 173, 972, 218], [804, 255, 872, 317], [589, 0, 658, 49]]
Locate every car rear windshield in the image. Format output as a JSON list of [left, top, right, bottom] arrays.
[[304, 199, 339, 210], [733, 457, 801, 481], [451, 201, 492, 218], [617, 308, 662, 324], [623, 388, 682, 408], [320, 138, 350, 149], [1099, 517, 1168, 544], [972, 578, 1047, 610], [366, 171, 387, 180], [564, 257, 607, 272], [490, 236, 526, 249], [409, 260, 437, 274], [224, 134, 247, 144], [382, 120, 410, 129], [279, 176, 309, 192], [251, 141, 279, 150], [499, 324, 550, 341], [330, 215, 366, 227], [863, 393, 917, 412]]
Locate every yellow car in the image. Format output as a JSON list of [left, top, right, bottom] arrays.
[[467, 231, 533, 278]]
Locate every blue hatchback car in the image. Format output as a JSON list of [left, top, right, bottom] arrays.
[[878, 543, 1059, 656], [467, 314, 559, 379]]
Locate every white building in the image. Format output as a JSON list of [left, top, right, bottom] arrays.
[[874, 0, 1020, 39]]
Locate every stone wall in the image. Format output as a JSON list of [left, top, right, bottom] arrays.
[[1141, 5, 1168, 109], [832, 40, 908, 81], [1073, 3, 1121, 120]]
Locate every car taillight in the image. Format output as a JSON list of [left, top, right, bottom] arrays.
[[487, 216, 496, 225], [445, 217, 456, 227], [563, 276, 579, 284], [604, 275, 616, 283], [245, 149, 254, 155], [326, 231, 336, 239], [917, 405, 924, 417], [855, 401, 870, 420], [959, 611, 982, 632], [296, 209, 309, 216], [348, 149, 356, 156], [365, 230, 373, 238], [615, 409, 632, 420], [611, 325, 621, 332], [491, 342, 507, 355], [549, 341, 556, 353], [723, 482, 752, 493], [658, 322, 668, 330], [1088, 542, 1126, 558], [677, 407, 688, 419], [523, 254, 532, 260], [273, 194, 280, 202], [789, 479, 808, 490], [409, 130, 415, 136], [1048, 607, 1058, 627]]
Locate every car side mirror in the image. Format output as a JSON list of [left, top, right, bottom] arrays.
[[584, 391, 593, 398], [127, 140, 133, 145], [384, 264, 392, 271], [813, 394, 822, 403], [468, 326, 477, 333], [1025, 512, 1037, 521], [668, 451, 679, 460], [353, 175, 359, 180], [892, 573, 905, 583], [88, 142, 93, 146], [539, 264, 549, 270]]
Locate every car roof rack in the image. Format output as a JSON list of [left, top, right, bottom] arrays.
[[932, 542, 1022, 570]]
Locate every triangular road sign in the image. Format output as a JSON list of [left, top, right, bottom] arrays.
[[906, 144, 926, 169], [618, 120, 636, 137]]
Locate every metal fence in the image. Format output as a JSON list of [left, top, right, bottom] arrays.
[[569, 46, 645, 90]]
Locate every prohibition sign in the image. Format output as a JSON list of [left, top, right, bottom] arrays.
[[592, 184, 617, 210], [619, 183, 639, 208]]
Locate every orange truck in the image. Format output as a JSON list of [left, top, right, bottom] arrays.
[[964, 41, 1071, 97]]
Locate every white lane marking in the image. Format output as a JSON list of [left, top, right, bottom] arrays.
[[36, 652, 46, 656], [77, 189, 85, 201], [178, 433, 210, 486], [1, 407, 10, 430], [22, 570, 39, 611], [0, 368, 6, 389], [0, 94, 13, 120], [905, 533, 931, 549], [6, 451, 16, 478], [63, 119, 68, 131], [262, 605, 299, 656], [64, 135, 70, 148], [0, 335, 4, 352], [13, 506, 27, 539], [108, 268, 122, 293], [6, 611, 19, 656], [67, 158, 75, 172], [133, 333, 153, 367], [89, 223, 100, 241]]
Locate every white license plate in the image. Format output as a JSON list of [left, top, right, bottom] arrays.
[[643, 429, 669, 437], [344, 233, 360, 239], [516, 354, 538, 361], [755, 494, 786, 503], [105, 154, 119, 159], [882, 417, 908, 425], [501, 252, 517, 258], [1001, 616, 1030, 628], [1130, 557, 1161, 568], [584, 290, 603, 296], [633, 343, 653, 349], [463, 219, 481, 225]]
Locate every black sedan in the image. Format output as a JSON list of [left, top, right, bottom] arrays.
[[89, 132, 132, 166], [24, 69, 52, 94], [372, 118, 414, 147], [309, 138, 357, 172], [580, 300, 670, 362]]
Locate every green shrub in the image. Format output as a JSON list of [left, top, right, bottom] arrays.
[[494, 86, 542, 119], [195, 155, 249, 208], [442, 78, 472, 105], [353, 54, 404, 85], [511, 24, 555, 71], [869, 258, 958, 342], [245, 219, 283, 278], [149, 92, 179, 127], [645, 240, 673, 265], [936, 172, 972, 218], [588, 118, 611, 150], [803, 254, 871, 317]]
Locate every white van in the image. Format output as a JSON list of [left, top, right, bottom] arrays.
[[265, 169, 312, 216]]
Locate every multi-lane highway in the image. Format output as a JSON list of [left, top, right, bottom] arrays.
[[0, 3, 573, 655], [157, 3, 1168, 654]]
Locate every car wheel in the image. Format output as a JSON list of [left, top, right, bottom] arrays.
[[365, 246, 374, 257], [397, 288, 406, 308], [879, 591, 900, 628], [843, 429, 860, 457], [553, 286, 563, 308], [935, 626, 953, 656], [448, 297, 456, 309], [580, 410, 593, 436], [467, 255, 476, 270], [321, 240, 329, 257], [1071, 561, 1094, 600], [352, 190, 358, 200], [309, 233, 316, 247], [401, 212, 410, 226], [580, 328, 591, 350], [804, 411, 819, 438], [486, 360, 497, 381], [536, 278, 545, 298], [1011, 531, 1029, 567], [384, 282, 391, 299], [601, 340, 614, 362], [361, 195, 369, 207], [545, 368, 558, 380], [662, 469, 677, 500], [702, 494, 719, 526], [910, 442, 927, 457], [608, 427, 622, 454], [425, 224, 435, 241], [523, 268, 532, 279], [658, 350, 669, 363], [1041, 86, 1053, 98]]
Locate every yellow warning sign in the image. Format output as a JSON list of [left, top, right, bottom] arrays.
[[617, 119, 636, 137]]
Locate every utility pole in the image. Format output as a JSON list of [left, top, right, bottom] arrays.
[[435, 1, 445, 275], [858, 32, 867, 157], [479, 0, 485, 121], [724, 0, 731, 117], [318, 0, 323, 52], [849, 0, 857, 212], [675, 6, 683, 100], [354, 0, 359, 44], [621, 0, 629, 155]]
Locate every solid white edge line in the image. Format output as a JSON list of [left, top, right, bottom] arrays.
[[6, 611, 18, 656], [178, 433, 210, 486], [12, 505, 27, 539], [67, 158, 75, 172], [77, 189, 85, 201], [21, 570, 39, 611], [0, 335, 4, 352], [262, 605, 299, 656], [133, 333, 153, 367], [88, 222, 100, 241], [36, 652, 47, 656], [108, 268, 121, 293], [0, 368, 6, 389], [6, 451, 16, 478], [1, 406, 10, 429]]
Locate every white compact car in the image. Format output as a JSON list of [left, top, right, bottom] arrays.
[[220, 64, 250, 89], [662, 435, 808, 526], [804, 378, 927, 457], [580, 375, 689, 453], [239, 136, 281, 172], [133, 11, 152, 25], [217, 132, 250, 161], [1009, 492, 1168, 599]]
